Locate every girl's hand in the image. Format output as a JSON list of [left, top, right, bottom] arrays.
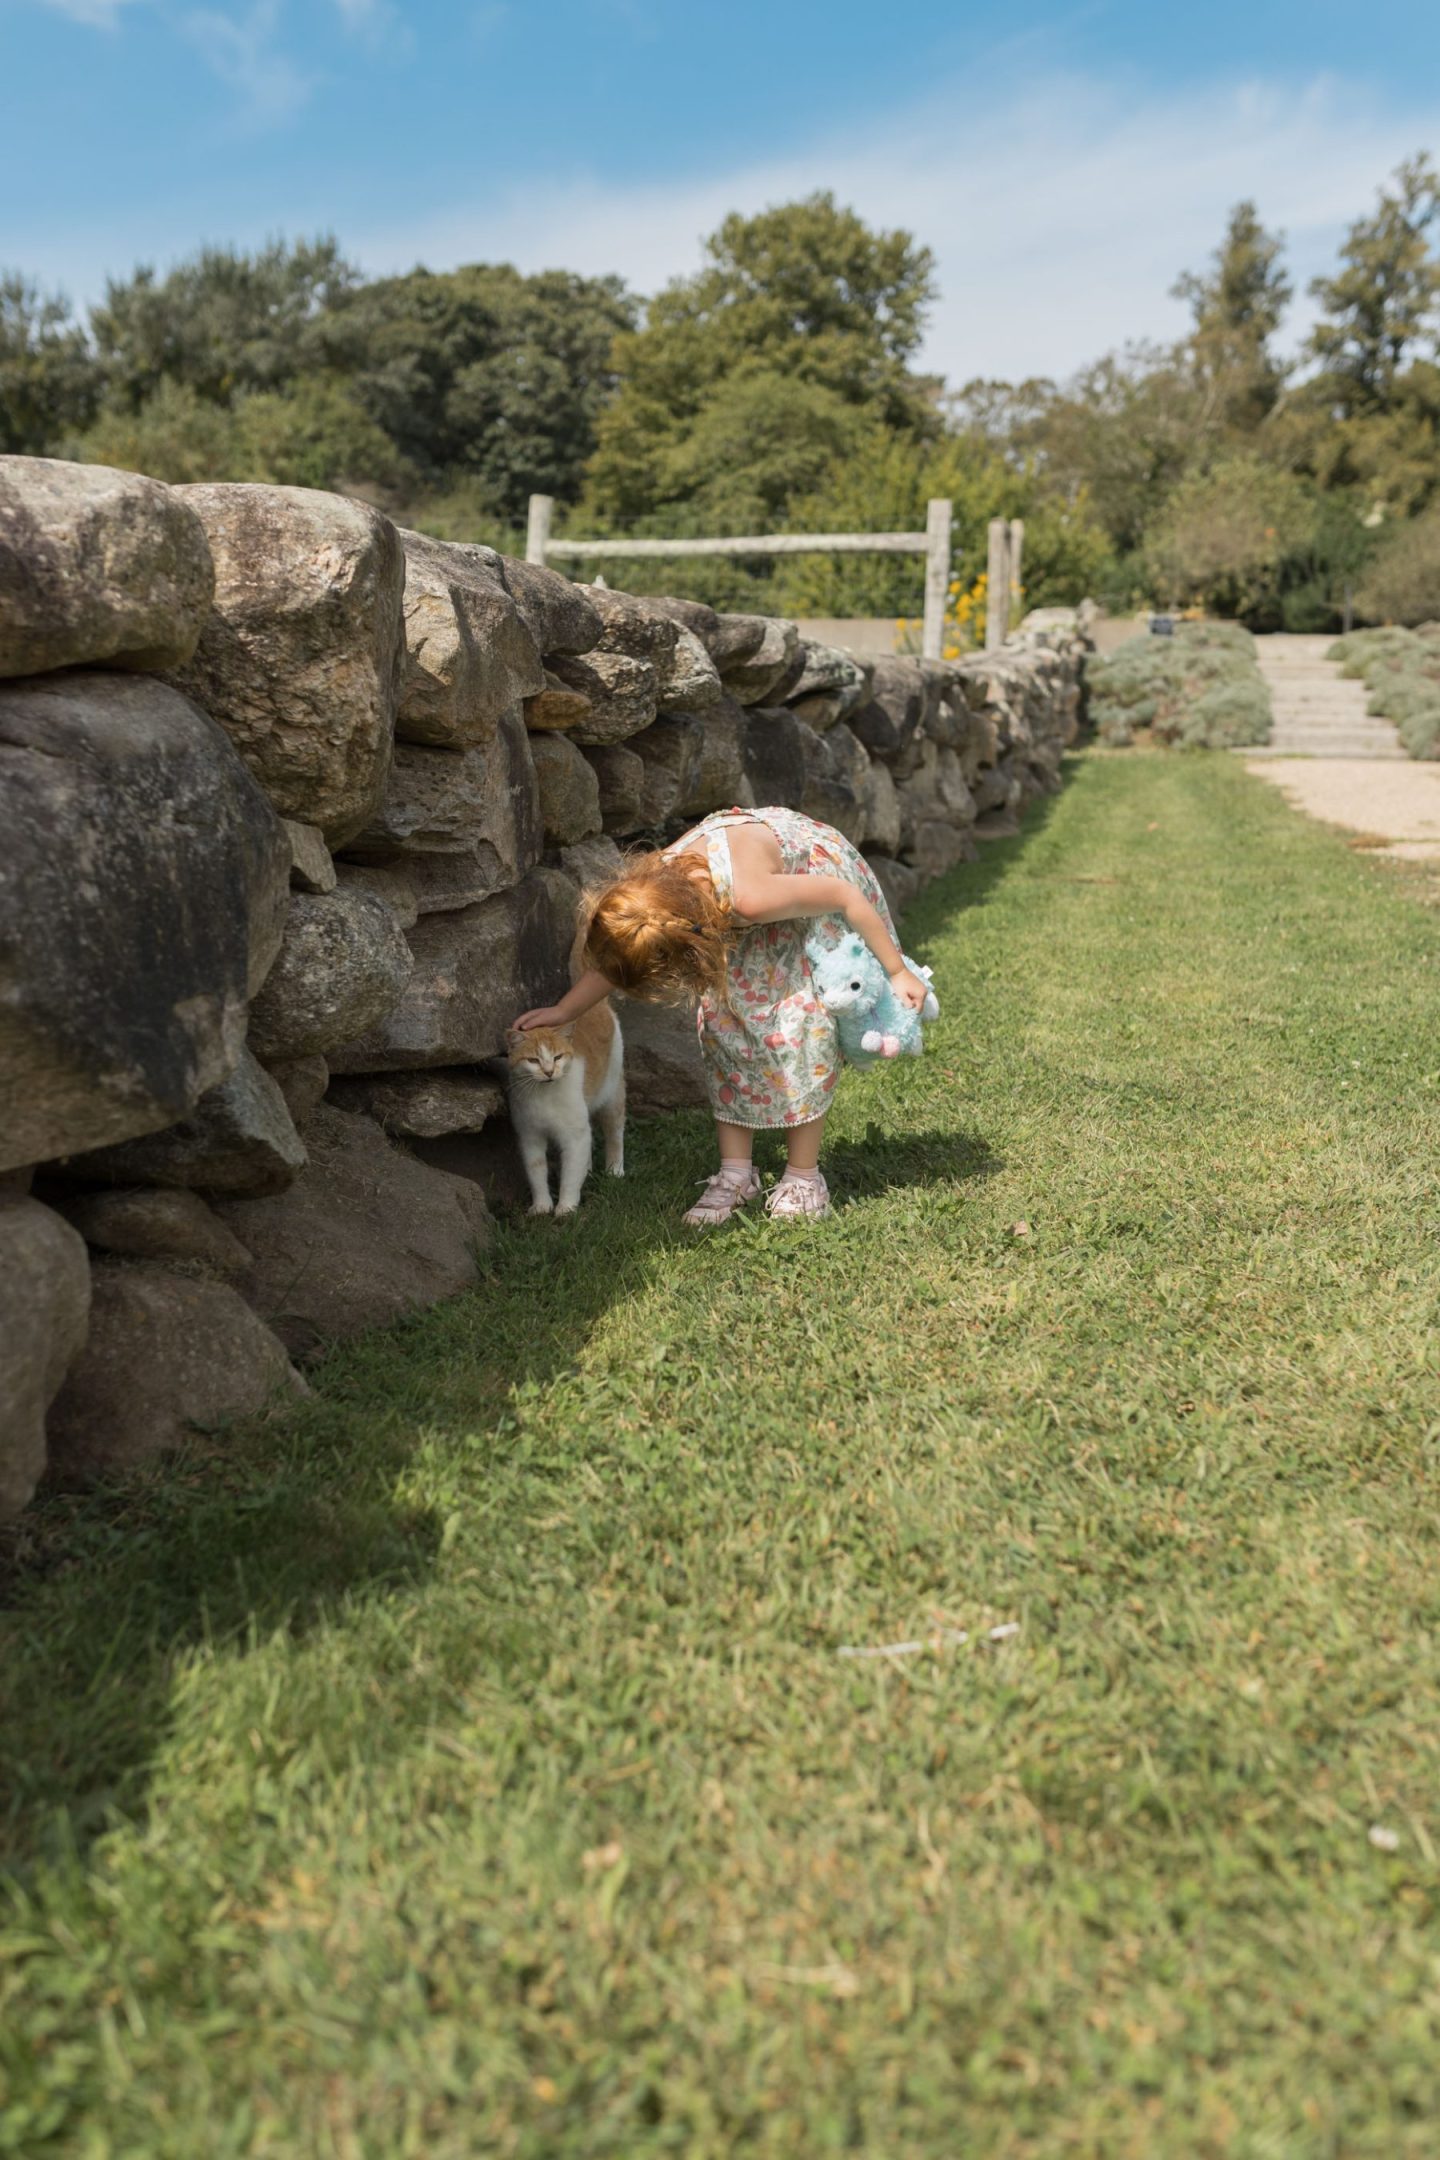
[[888, 967, 930, 1015], [513, 1005, 570, 1031]]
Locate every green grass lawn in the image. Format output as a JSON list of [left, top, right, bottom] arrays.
[[4, 752, 1440, 2157]]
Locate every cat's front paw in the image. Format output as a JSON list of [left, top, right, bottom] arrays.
[[607, 1164, 625, 1178], [554, 1202, 579, 1219], [527, 1199, 553, 1217]]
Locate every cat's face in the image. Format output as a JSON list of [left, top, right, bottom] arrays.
[[507, 1025, 575, 1084]]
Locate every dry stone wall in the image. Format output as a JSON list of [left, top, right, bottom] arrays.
[[0, 454, 1088, 1520]]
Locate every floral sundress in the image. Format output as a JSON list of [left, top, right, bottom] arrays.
[[670, 806, 900, 1130]]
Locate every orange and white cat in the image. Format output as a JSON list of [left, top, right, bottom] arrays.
[[505, 1002, 625, 1217]]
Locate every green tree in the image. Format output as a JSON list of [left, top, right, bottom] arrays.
[[1173, 200, 1291, 432], [91, 237, 359, 411], [0, 274, 100, 453], [320, 263, 636, 522], [1354, 501, 1440, 623], [584, 194, 937, 526], [71, 379, 249, 483], [1308, 155, 1440, 412], [71, 373, 408, 496], [1143, 454, 1318, 624], [953, 348, 1203, 563]]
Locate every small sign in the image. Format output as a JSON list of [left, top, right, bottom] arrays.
[[1149, 614, 1176, 637]]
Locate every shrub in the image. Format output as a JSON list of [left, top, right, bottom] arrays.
[[1088, 622, 1271, 749], [1328, 626, 1440, 758], [1353, 505, 1440, 627]]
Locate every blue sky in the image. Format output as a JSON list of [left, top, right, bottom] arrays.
[[4, 0, 1439, 385]]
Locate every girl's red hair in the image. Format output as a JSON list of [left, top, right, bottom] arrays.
[[580, 850, 731, 1003]]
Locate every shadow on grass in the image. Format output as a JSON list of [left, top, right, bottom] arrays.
[[0, 773, 1070, 1878]]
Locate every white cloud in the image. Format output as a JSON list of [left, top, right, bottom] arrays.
[[351, 69, 1440, 386], [179, 0, 311, 126]]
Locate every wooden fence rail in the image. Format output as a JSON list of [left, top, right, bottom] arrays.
[[525, 494, 956, 661]]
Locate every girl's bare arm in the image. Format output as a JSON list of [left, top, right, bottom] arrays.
[[730, 868, 930, 1013], [514, 968, 614, 1031]]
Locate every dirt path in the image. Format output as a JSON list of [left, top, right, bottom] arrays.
[[1242, 633, 1440, 858]]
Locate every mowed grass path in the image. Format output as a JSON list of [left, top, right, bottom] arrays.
[[4, 754, 1440, 2157]]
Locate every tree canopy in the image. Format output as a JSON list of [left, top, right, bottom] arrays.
[[4, 160, 1439, 630]]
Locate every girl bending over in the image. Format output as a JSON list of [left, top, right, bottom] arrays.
[[515, 806, 929, 1225]]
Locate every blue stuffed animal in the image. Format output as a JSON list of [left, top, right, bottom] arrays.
[[804, 931, 939, 1065]]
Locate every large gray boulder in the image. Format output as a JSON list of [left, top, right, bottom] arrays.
[[785, 642, 872, 732], [720, 617, 800, 705], [282, 818, 336, 893], [164, 484, 405, 845], [344, 704, 542, 902], [57, 1186, 252, 1275], [863, 854, 924, 921], [328, 868, 575, 1073], [523, 670, 593, 732], [741, 706, 812, 807], [658, 625, 724, 713], [530, 732, 602, 845], [552, 649, 660, 746], [628, 715, 705, 827], [587, 586, 679, 671], [858, 757, 902, 855], [247, 888, 413, 1062], [497, 555, 602, 657], [614, 999, 708, 1113], [0, 1195, 90, 1522], [904, 821, 976, 879], [849, 658, 928, 776], [557, 834, 624, 890], [396, 529, 544, 748], [641, 594, 723, 656], [217, 1104, 493, 1359], [62, 1048, 306, 1197], [708, 613, 770, 670], [0, 455, 215, 679], [680, 696, 751, 817], [326, 1069, 506, 1140], [265, 1054, 331, 1126], [583, 741, 647, 834], [46, 1262, 306, 1479], [0, 671, 288, 1176], [800, 721, 870, 844], [549, 586, 678, 746]]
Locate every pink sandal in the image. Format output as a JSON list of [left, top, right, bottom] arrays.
[[765, 1170, 832, 1222], [683, 1165, 763, 1228]]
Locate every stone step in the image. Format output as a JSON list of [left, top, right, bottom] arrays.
[[1247, 742, 1408, 761]]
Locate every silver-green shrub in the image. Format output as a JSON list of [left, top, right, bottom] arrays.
[[1088, 623, 1271, 749], [1328, 627, 1440, 759]]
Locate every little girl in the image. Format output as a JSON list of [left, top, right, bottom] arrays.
[[514, 806, 930, 1225]]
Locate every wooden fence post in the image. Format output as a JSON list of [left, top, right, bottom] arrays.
[[985, 518, 1010, 651], [921, 497, 953, 661], [1008, 518, 1025, 628], [525, 494, 554, 567]]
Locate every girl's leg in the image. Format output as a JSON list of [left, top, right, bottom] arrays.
[[768, 1115, 831, 1220], [716, 1119, 755, 1170], [783, 1115, 825, 1174], [683, 1120, 762, 1228]]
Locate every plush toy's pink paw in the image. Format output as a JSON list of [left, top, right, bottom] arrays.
[[881, 1034, 901, 1056]]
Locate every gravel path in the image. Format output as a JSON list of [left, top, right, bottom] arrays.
[[1241, 634, 1440, 858]]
